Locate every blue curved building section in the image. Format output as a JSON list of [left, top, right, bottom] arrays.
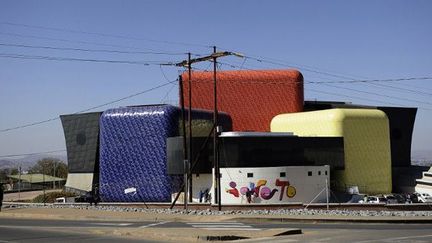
[[99, 104, 231, 202]]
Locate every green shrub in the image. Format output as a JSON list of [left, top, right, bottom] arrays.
[[32, 191, 77, 203]]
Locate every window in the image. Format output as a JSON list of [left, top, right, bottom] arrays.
[[280, 172, 286, 177], [325, 171, 328, 175], [318, 171, 321, 175], [308, 171, 312, 176], [247, 173, 254, 178]]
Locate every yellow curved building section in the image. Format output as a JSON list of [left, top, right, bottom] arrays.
[[271, 109, 392, 195]]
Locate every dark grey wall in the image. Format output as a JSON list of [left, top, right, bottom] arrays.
[[378, 107, 417, 167], [60, 112, 101, 174]]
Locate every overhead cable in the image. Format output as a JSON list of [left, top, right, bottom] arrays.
[[0, 42, 188, 55], [0, 21, 211, 48], [306, 77, 432, 84], [307, 88, 408, 107], [0, 53, 177, 66], [217, 60, 432, 109], [0, 79, 177, 133], [237, 54, 432, 99], [314, 83, 432, 107], [0, 31, 172, 53], [217, 61, 432, 85], [365, 82, 432, 97]]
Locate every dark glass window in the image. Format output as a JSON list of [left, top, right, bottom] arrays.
[[247, 173, 253, 178], [325, 171, 328, 175], [318, 171, 321, 175], [218, 136, 345, 169], [280, 172, 286, 177], [308, 171, 312, 176]]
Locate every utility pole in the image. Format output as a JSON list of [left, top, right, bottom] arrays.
[[170, 49, 243, 211], [212, 46, 222, 211], [187, 52, 193, 204], [179, 74, 189, 210]]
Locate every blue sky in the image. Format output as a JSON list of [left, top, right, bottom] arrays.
[[0, 1, 431, 158]]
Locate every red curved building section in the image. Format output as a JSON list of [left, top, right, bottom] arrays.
[[181, 69, 304, 132]]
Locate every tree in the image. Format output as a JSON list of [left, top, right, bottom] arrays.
[[0, 167, 19, 184], [0, 168, 11, 183], [10, 168, 19, 175], [28, 158, 68, 179]]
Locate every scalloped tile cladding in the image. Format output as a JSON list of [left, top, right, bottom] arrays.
[[99, 105, 232, 202], [181, 69, 303, 132]]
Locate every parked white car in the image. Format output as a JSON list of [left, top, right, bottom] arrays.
[[359, 196, 387, 204], [415, 192, 432, 203]]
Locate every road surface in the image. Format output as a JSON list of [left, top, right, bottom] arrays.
[[1, 218, 431, 242]]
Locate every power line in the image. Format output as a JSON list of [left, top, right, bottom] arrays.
[[0, 32, 204, 57], [238, 53, 432, 99], [0, 42, 188, 55], [243, 55, 354, 80], [0, 80, 177, 133], [219, 48, 359, 78], [0, 31, 170, 53], [0, 21, 211, 48], [395, 82, 432, 93], [215, 60, 432, 110], [160, 83, 178, 104], [314, 83, 432, 107], [365, 82, 432, 97], [0, 149, 66, 159], [245, 55, 432, 84], [306, 77, 432, 84], [0, 52, 176, 66], [306, 88, 407, 107], [217, 59, 432, 107], [217, 61, 432, 85]]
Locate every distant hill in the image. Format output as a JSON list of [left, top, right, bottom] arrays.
[[0, 153, 67, 170], [411, 150, 432, 166], [0, 159, 17, 169]]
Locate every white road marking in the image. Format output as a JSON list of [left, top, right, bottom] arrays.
[[186, 222, 245, 225], [139, 221, 169, 228], [89, 223, 132, 226], [199, 228, 261, 231], [192, 225, 252, 228], [187, 222, 261, 231]]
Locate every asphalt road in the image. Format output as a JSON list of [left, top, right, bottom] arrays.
[[0, 226, 156, 243], [1, 218, 432, 242], [247, 222, 432, 242], [0, 218, 166, 242]]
